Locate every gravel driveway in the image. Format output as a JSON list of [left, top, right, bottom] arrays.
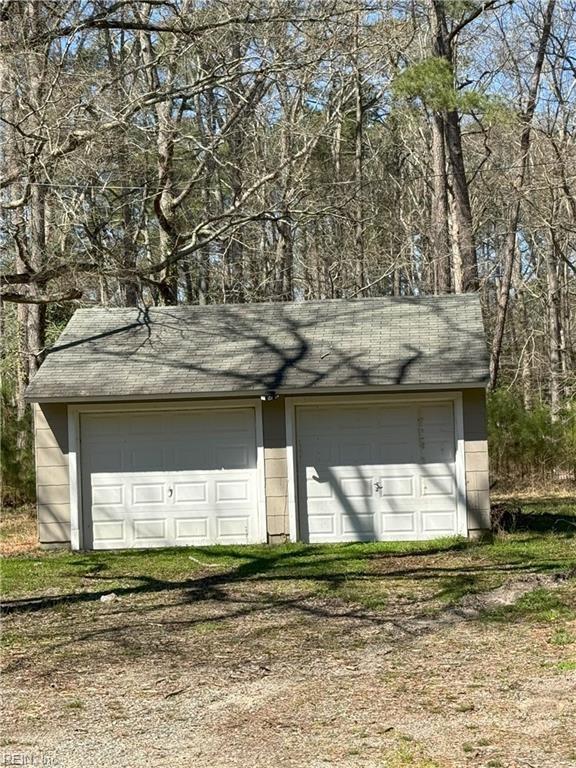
[[2, 567, 576, 768]]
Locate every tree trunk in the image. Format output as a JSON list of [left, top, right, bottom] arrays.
[[123, 201, 140, 306], [276, 213, 294, 301], [489, 0, 556, 389], [353, 6, 365, 291], [445, 111, 477, 291], [545, 236, 563, 418], [430, 112, 451, 293], [226, 43, 245, 303], [430, 0, 477, 292], [197, 247, 210, 305], [25, 0, 47, 379], [155, 100, 179, 305], [1, 33, 29, 429]]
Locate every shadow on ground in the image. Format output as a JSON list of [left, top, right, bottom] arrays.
[[491, 498, 576, 534], [2, 534, 573, 618]]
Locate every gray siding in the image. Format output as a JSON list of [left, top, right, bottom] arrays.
[[262, 398, 289, 543], [34, 403, 71, 544], [462, 388, 491, 533]]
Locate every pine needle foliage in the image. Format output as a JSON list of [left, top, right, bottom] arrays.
[[488, 390, 576, 483]]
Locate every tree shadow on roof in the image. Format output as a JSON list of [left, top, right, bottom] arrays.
[[32, 297, 488, 396]]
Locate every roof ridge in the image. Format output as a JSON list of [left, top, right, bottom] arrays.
[[73, 293, 479, 313]]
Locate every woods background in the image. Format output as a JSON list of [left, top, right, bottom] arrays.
[[1, 0, 575, 505]]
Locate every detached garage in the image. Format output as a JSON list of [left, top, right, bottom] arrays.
[[26, 295, 491, 549]]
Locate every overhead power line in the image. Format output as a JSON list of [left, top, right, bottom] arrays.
[[4, 156, 576, 194]]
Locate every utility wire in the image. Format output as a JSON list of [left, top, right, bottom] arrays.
[[5, 156, 576, 193]]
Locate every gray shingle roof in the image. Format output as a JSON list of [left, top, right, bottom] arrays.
[[25, 295, 489, 401]]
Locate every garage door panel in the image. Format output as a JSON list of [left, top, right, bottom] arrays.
[[216, 478, 251, 502], [300, 439, 337, 465], [342, 514, 375, 534], [93, 520, 125, 544], [92, 484, 124, 506], [380, 496, 419, 513], [418, 406, 455, 464], [337, 443, 372, 465], [133, 519, 167, 541], [308, 514, 336, 536], [419, 404, 453, 426], [340, 476, 374, 498], [420, 441, 455, 464], [211, 408, 254, 429], [132, 482, 165, 505], [379, 474, 415, 498], [215, 444, 251, 469], [421, 474, 454, 497], [174, 482, 207, 503], [81, 408, 261, 549], [126, 446, 163, 471], [381, 512, 416, 533], [306, 481, 334, 499], [216, 516, 251, 540], [175, 517, 209, 541], [421, 511, 456, 533], [88, 446, 124, 473], [91, 505, 124, 522], [300, 407, 359, 431], [297, 400, 461, 543], [377, 405, 415, 425]]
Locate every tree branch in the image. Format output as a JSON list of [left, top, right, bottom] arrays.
[[1, 288, 83, 304]]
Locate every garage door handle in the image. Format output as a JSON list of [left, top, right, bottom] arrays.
[[168, 487, 173, 498], [374, 482, 382, 492]]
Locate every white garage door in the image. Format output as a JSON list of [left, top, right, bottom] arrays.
[[296, 400, 463, 542], [80, 407, 262, 549]]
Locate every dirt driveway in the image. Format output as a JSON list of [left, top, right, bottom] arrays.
[[2, 538, 576, 768]]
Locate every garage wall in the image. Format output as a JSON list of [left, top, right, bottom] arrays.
[[34, 403, 71, 544], [462, 389, 491, 534], [262, 398, 289, 543], [32, 391, 489, 547]]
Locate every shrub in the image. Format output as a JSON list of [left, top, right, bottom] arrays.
[[488, 389, 576, 483], [1, 385, 35, 508]]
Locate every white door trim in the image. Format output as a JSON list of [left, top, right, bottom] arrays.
[[67, 399, 266, 551], [254, 399, 267, 544], [68, 406, 82, 550], [285, 398, 298, 542], [453, 391, 467, 537], [285, 392, 468, 542]]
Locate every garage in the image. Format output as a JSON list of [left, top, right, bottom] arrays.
[[28, 296, 490, 548], [79, 406, 264, 549], [293, 397, 466, 542]]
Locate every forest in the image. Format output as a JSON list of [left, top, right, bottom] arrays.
[[1, 0, 575, 504]]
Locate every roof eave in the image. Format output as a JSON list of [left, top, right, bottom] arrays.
[[25, 379, 489, 404]]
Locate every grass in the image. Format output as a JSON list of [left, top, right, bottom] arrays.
[[519, 498, 576, 516], [383, 734, 444, 768], [0, 505, 37, 555], [2, 503, 575, 768], [483, 587, 576, 624], [1, 498, 575, 641], [491, 491, 576, 534], [65, 699, 84, 710], [550, 627, 575, 646], [556, 660, 576, 671], [2, 532, 575, 625], [2, 535, 471, 598]]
